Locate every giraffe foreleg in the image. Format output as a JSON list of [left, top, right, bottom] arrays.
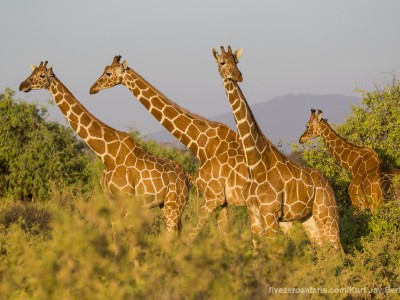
[[258, 196, 282, 239], [300, 214, 321, 245], [311, 189, 342, 252], [262, 211, 281, 239], [163, 191, 182, 234], [245, 198, 264, 254], [100, 170, 114, 200]]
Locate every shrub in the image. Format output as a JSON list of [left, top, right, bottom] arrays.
[[0, 88, 98, 200]]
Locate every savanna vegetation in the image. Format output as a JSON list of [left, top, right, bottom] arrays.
[[0, 83, 399, 299]]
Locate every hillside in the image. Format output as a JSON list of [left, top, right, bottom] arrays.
[[146, 93, 361, 151]]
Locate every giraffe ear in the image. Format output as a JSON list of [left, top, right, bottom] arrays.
[[212, 48, 219, 61], [235, 48, 243, 61], [48, 66, 54, 76], [31, 65, 38, 71], [122, 60, 128, 70]]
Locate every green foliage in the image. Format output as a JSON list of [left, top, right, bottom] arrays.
[[367, 198, 400, 239], [339, 83, 400, 166], [0, 192, 399, 299], [129, 129, 199, 176], [337, 207, 371, 253], [0, 88, 98, 200]]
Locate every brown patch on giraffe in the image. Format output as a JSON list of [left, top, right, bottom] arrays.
[[78, 127, 88, 139], [80, 113, 92, 127], [107, 141, 121, 157], [57, 100, 70, 114], [150, 97, 166, 111], [150, 106, 163, 120], [187, 124, 200, 137], [175, 115, 191, 129], [103, 130, 117, 143], [136, 79, 148, 91], [89, 139, 106, 154], [68, 112, 79, 124], [163, 106, 180, 120]]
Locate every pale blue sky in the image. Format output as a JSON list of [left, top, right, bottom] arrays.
[[1, 1, 399, 135]]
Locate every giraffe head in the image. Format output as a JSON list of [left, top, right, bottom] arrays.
[[19, 61, 54, 92], [212, 46, 243, 82], [89, 55, 128, 94], [299, 109, 324, 143]]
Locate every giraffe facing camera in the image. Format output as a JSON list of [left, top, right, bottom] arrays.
[[214, 46, 342, 251]]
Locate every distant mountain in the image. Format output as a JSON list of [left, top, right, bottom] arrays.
[[146, 94, 362, 152]]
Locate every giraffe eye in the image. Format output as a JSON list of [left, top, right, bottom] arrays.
[[220, 61, 225, 66], [40, 74, 46, 78], [106, 72, 112, 76]]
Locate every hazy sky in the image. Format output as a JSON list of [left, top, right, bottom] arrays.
[[1, 1, 399, 135]]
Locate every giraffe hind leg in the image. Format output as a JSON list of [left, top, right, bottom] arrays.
[[300, 214, 322, 246]]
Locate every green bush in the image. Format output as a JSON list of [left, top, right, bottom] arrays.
[[0, 192, 399, 299], [0, 88, 98, 200]]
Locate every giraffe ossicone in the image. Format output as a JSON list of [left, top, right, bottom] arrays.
[[299, 108, 400, 210], [214, 46, 342, 251], [19, 61, 190, 233]]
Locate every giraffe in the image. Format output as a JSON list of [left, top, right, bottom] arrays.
[[19, 61, 190, 233], [299, 109, 400, 210], [89, 55, 249, 242], [213, 46, 342, 249]]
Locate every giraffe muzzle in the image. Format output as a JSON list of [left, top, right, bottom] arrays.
[[19, 81, 31, 93], [89, 84, 99, 95], [299, 135, 307, 144]]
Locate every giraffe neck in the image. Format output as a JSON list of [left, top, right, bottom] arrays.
[[121, 68, 236, 160], [48, 76, 135, 166], [223, 78, 274, 172], [319, 120, 374, 175]]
